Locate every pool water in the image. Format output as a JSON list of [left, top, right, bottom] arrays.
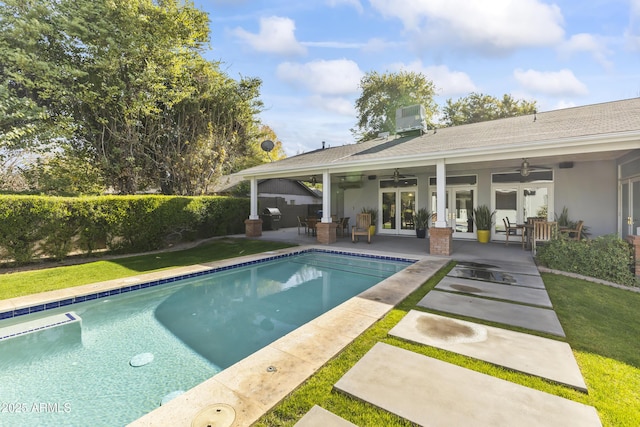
[[0, 251, 412, 426]]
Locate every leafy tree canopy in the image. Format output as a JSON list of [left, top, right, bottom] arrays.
[[442, 93, 537, 127], [351, 70, 438, 142], [0, 0, 269, 195]]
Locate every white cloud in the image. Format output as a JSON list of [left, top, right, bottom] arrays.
[[232, 16, 306, 56], [513, 69, 588, 96], [326, 0, 364, 14], [276, 59, 364, 95], [308, 95, 357, 116], [626, 0, 640, 51], [558, 33, 613, 70], [370, 0, 564, 53], [390, 61, 477, 96]]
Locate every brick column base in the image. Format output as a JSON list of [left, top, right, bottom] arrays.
[[429, 227, 453, 256], [316, 222, 338, 244], [626, 235, 640, 277], [244, 219, 263, 237]]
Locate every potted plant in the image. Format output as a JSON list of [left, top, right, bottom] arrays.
[[472, 205, 495, 243], [413, 208, 430, 238], [361, 207, 378, 235]]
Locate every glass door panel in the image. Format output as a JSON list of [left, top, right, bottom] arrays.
[[400, 191, 416, 231], [495, 188, 518, 234], [622, 182, 630, 239], [453, 189, 474, 234], [381, 191, 397, 230], [523, 187, 549, 221], [633, 180, 640, 236], [431, 187, 476, 238]]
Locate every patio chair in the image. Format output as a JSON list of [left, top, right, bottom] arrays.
[[532, 221, 557, 255], [337, 217, 350, 237], [352, 213, 372, 243], [297, 216, 308, 235], [560, 220, 584, 241], [503, 217, 524, 248]]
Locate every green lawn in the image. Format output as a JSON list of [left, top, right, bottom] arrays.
[[0, 238, 295, 300]]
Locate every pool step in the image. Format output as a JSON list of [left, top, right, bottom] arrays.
[[0, 312, 82, 366]]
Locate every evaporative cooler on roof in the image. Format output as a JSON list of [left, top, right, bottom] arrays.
[[395, 104, 427, 134]]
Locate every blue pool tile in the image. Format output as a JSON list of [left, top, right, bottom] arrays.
[[109, 289, 121, 296], [15, 308, 29, 316], [85, 294, 98, 301], [0, 311, 13, 320], [121, 286, 132, 293], [74, 296, 86, 303], [45, 302, 59, 310], [98, 291, 110, 298]]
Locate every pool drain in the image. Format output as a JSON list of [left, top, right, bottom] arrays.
[[191, 403, 235, 427]]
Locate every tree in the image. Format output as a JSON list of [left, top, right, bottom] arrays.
[[351, 71, 438, 142], [230, 125, 287, 173], [0, 0, 264, 195], [442, 93, 537, 127]]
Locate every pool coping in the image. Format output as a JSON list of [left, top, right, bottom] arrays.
[[0, 245, 448, 426]]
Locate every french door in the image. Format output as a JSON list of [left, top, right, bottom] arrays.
[[379, 184, 418, 235], [430, 187, 476, 239], [621, 178, 640, 239], [492, 184, 553, 240]]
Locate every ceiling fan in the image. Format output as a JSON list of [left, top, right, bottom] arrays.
[[381, 168, 412, 186], [517, 158, 550, 176]]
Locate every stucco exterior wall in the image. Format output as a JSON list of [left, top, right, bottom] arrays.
[[554, 159, 617, 237]]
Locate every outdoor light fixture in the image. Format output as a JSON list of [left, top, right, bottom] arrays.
[[520, 158, 530, 177], [310, 176, 317, 186], [393, 168, 400, 185]]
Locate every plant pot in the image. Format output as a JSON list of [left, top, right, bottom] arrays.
[[477, 229, 491, 243], [416, 229, 427, 238]]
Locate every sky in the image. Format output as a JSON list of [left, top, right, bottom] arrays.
[[196, 0, 640, 156]]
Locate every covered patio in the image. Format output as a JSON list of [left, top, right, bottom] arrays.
[[241, 226, 536, 265]]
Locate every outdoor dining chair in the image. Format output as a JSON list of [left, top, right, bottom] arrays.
[[503, 217, 524, 248], [297, 216, 308, 235], [352, 213, 372, 243], [532, 221, 557, 255], [560, 220, 584, 241]]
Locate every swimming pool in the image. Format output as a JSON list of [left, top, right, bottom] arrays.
[[0, 249, 414, 426]]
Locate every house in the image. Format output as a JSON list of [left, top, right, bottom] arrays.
[[238, 98, 640, 255], [212, 176, 322, 228]]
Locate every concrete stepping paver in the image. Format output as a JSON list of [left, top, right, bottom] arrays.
[[418, 290, 566, 337], [436, 276, 552, 307], [448, 266, 546, 289], [294, 405, 357, 427], [334, 342, 601, 427], [389, 310, 586, 391]]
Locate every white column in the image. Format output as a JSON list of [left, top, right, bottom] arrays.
[[435, 159, 447, 228], [322, 170, 332, 223], [249, 177, 259, 220]]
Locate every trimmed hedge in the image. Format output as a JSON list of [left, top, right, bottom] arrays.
[[0, 195, 249, 265], [536, 235, 639, 287]]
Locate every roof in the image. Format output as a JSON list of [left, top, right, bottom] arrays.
[[211, 175, 321, 198], [240, 98, 640, 178]]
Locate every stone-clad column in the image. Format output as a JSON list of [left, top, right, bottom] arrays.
[[429, 227, 453, 256]]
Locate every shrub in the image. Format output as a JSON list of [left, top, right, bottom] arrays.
[[0, 195, 250, 265], [536, 235, 638, 286]]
